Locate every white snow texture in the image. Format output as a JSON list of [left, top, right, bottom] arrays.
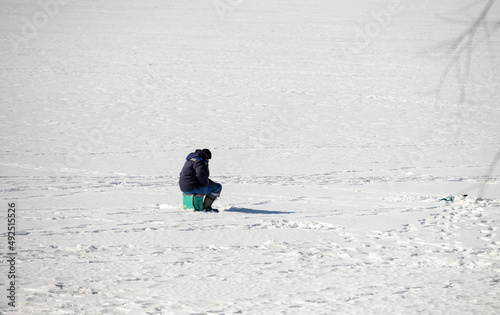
[[1, 0, 500, 314]]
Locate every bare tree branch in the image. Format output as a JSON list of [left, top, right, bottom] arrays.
[[436, 0, 496, 104], [434, 0, 499, 200], [479, 149, 500, 199]]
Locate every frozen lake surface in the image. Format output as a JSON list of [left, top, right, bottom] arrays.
[[1, 0, 499, 314]]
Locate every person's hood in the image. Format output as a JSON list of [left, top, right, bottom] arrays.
[[186, 149, 209, 162]]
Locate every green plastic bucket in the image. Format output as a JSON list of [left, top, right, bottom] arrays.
[[183, 194, 204, 211]]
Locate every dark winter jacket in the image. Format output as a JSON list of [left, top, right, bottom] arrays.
[[179, 150, 211, 192]]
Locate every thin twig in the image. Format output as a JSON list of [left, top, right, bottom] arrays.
[[436, 0, 496, 104]]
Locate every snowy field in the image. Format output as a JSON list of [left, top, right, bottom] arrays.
[[1, 0, 500, 314]]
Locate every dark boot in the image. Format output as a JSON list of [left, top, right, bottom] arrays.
[[203, 195, 218, 212]]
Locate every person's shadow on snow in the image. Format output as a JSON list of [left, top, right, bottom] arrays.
[[225, 207, 295, 214]]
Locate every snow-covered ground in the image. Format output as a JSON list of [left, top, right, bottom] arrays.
[[1, 0, 499, 314]]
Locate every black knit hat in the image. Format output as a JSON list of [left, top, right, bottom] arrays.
[[202, 149, 212, 160]]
